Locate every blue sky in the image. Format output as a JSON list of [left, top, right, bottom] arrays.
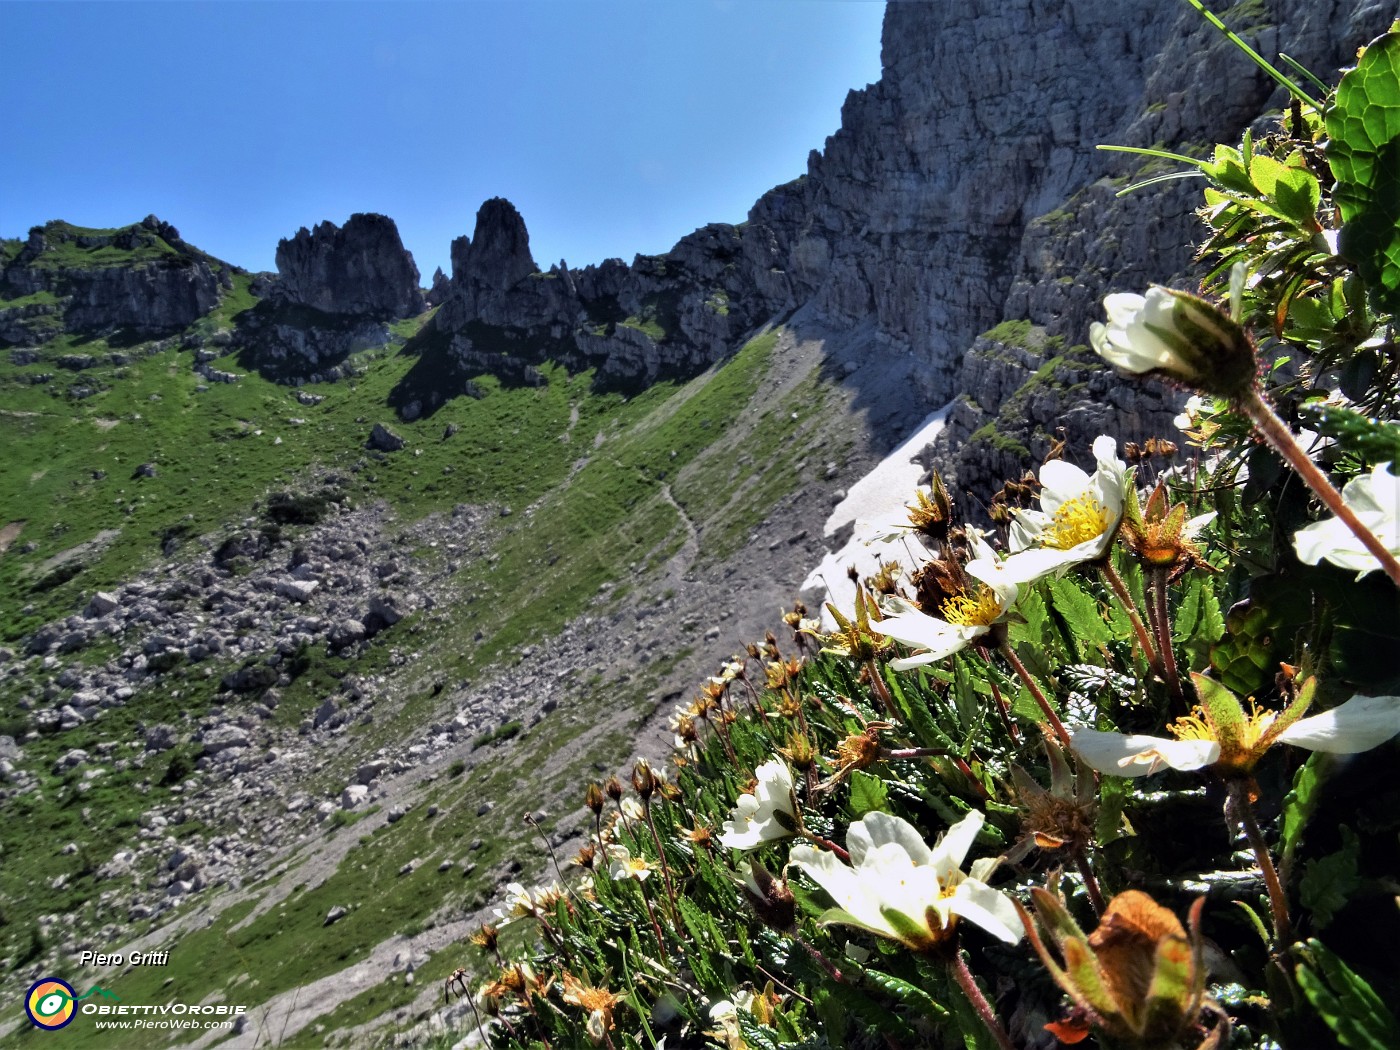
[[0, 1, 885, 279]]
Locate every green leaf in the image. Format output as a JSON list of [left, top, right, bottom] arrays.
[[862, 967, 950, 1022], [1046, 576, 1113, 654], [1281, 753, 1324, 868], [1095, 773, 1130, 846], [1299, 826, 1362, 930], [1173, 570, 1224, 668], [1297, 402, 1400, 462], [1295, 938, 1400, 1048], [1327, 30, 1400, 310], [848, 770, 889, 818]]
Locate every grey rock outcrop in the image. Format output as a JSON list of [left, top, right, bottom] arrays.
[[232, 214, 424, 381], [272, 213, 423, 319], [0, 216, 231, 342]]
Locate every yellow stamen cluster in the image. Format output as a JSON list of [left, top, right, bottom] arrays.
[[1168, 701, 1278, 774], [1044, 494, 1111, 550], [939, 586, 1003, 628]]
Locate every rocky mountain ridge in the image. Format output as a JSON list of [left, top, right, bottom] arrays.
[[2, 3, 1396, 1045]]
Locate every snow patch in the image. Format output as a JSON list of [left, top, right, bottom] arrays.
[[801, 403, 952, 627]]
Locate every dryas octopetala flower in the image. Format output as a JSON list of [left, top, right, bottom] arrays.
[[1091, 286, 1257, 401], [986, 436, 1129, 584], [1117, 480, 1216, 582], [787, 809, 1022, 950], [560, 973, 624, 1046], [718, 759, 799, 849], [872, 531, 1018, 667], [1292, 462, 1400, 578], [1070, 672, 1400, 780], [1018, 886, 1221, 1048], [606, 844, 653, 882]]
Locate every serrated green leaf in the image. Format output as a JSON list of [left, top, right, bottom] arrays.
[[1046, 576, 1113, 654], [1281, 753, 1324, 867], [1173, 570, 1224, 668], [1300, 826, 1361, 929], [848, 769, 890, 818], [1295, 938, 1400, 1048], [1247, 152, 1322, 226], [862, 967, 950, 1022], [1327, 31, 1400, 309]]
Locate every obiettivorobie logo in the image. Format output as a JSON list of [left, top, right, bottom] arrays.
[[24, 978, 120, 1030]]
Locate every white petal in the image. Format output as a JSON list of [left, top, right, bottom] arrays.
[[929, 809, 984, 879], [848, 811, 933, 868], [1274, 694, 1400, 754], [872, 609, 964, 651], [983, 546, 1083, 585], [1009, 511, 1047, 553], [1038, 460, 1092, 513], [1102, 292, 1147, 327], [789, 844, 895, 936], [1070, 728, 1219, 776], [1342, 463, 1400, 518], [950, 879, 1023, 944]]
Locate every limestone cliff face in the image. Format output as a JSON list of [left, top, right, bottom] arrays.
[[0, 216, 230, 343], [272, 213, 423, 319], [752, 0, 1393, 496], [420, 198, 783, 396], [420, 1, 1390, 477], [235, 213, 424, 381]]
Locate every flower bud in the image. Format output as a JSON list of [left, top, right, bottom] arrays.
[[1091, 287, 1257, 401]]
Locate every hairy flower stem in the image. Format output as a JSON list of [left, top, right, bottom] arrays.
[[1072, 848, 1106, 916], [794, 932, 846, 983], [636, 881, 670, 961], [1226, 780, 1292, 944], [1000, 643, 1072, 750], [1100, 562, 1165, 680], [642, 802, 682, 926], [866, 659, 897, 717], [525, 811, 571, 900], [713, 715, 740, 766], [1147, 566, 1187, 711], [460, 981, 493, 1048], [982, 662, 1022, 744], [1241, 389, 1400, 588], [947, 949, 1017, 1050], [801, 828, 851, 863]]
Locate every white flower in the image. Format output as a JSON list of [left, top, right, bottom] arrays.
[[787, 810, 1022, 949], [718, 759, 798, 849], [985, 435, 1129, 584], [607, 845, 653, 882], [1091, 289, 1193, 376], [871, 532, 1018, 668], [1071, 693, 1400, 777], [620, 797, 645, 822], [1090, 286, 1257, 399], [1293, 463, 1400, 578], [1173, 395, 1211, 432]]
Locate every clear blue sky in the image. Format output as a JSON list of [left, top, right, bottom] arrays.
[[0, 1, 886, 279]]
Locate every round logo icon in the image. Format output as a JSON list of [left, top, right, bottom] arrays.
[[26, 978, 77, 1030]]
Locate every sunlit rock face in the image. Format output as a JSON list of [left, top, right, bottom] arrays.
[[422, 1, 1387, 483], [0, 216, 228, 342], [273, 213, 423, 319]]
